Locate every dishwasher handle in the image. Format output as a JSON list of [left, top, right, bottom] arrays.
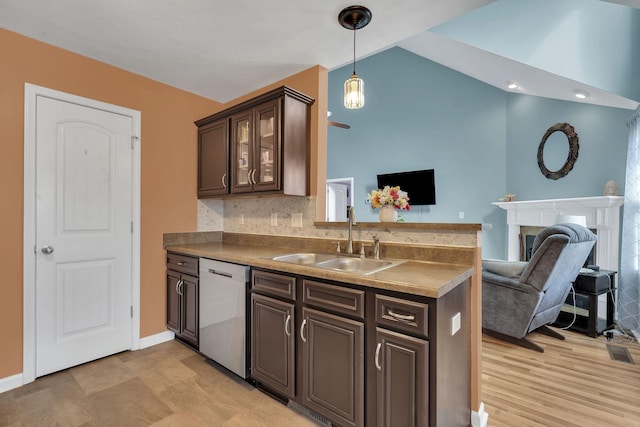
[[208, 268, 233, 278]]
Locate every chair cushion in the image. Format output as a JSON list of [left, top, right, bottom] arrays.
[[482, 259, 528, 278]]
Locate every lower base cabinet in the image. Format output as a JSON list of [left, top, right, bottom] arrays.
[[301, 307, 364, 427], [249, 269, 471, 427], [376, 328, 429, 427], [250, 293, 295, 399], [166, 253, 199, 349]]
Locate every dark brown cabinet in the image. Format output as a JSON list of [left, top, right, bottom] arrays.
[[230, 100, 280, 194], [375, 328, 428, 427], [250, 268, 471, 427], [166, 252, 199, 349], [197, 119, 228, 197], [250, 270, 297, 398], [195, 86, 314, 198], [374, 295, 430, 427], [301, 307, 364, 427], [250, 293, 295, 399]]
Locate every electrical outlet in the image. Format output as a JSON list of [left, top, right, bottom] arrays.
[[459, 211, 465, 219], [238, 213, 245, 225], [270, 213, 278, 226], [451, 312, 461, 336], [291, 213, 303, 228]]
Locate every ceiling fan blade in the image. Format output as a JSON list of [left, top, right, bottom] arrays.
[[328, 121, 350, 129]]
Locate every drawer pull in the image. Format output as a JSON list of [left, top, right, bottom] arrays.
[[375, 342, 382, 371], [176, 261, 187, 266], [387, 309, 415, 322], [284, 314, 291, 337]]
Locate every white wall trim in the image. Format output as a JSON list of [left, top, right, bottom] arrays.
[[0, 373, 24, 394], [23, 83, 142, 384], [139, 331, 175, 349]]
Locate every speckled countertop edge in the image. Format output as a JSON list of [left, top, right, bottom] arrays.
[[165, 241, 474, 299]]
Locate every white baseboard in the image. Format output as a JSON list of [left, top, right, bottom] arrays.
[[138, 330, 175, 349], [0, 373, 24, 394], [471, 402, 489, 427]]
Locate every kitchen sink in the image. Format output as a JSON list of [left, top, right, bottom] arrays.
[[270, 253, 403, 275], [271, 253, 337, 265]]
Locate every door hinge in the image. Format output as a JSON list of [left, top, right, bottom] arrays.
[[131, 306, 133, 318], [131, 221, 134, 233], [131, 135, 139, 149]]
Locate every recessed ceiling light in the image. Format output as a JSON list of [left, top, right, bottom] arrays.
[[574, 90, 590, 99], [507, 82, 519, 90]]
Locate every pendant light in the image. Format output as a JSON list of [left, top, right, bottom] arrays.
[[338, 6, 372, 109]]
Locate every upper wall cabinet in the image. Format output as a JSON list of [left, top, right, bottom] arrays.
[[195, 86, 315, 198], [197, 119, 229, 197]]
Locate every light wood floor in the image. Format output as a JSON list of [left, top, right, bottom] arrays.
[[1, 329, 638, 426], [483, 329, 640, 427]]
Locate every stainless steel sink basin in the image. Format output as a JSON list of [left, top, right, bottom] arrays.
[[270, 253, 403, 275], [315, 257, 397, 275], [271, 253, 337, 265]]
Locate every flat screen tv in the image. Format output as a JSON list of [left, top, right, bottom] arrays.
[[377, 169, 436, 206]]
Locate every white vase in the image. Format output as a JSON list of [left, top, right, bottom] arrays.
[[379, 205, 398, 222]]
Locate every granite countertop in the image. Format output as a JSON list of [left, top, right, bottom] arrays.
[[165, 242, 473, 298]]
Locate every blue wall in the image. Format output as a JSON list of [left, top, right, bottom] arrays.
[[327, 47, 632, 259], [432, 0, 640, 102], [506, 95, 630, 200]]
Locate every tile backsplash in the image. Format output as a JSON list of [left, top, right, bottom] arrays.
[[198, 196, 478, 248]]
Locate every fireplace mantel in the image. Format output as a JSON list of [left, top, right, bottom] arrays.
[[494, 196, 624, 270]]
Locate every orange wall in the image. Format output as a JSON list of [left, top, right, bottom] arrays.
[[0, 28, 326, 380]]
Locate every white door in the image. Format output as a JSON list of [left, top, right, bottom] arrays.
[[326, 182, 349, 221], [35, 95, 133, 377]]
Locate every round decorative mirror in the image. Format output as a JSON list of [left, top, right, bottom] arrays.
[[537, 123, 579, 180]]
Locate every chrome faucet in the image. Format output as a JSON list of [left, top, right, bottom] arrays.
[[347, 206, 356, 254]]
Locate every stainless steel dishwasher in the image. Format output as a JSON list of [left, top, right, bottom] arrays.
[[199, 258, 250, 378]]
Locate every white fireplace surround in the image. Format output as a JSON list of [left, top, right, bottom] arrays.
[[494, 196, 624, 271]]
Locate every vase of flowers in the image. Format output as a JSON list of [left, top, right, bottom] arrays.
[[368, 186, 410, 222]]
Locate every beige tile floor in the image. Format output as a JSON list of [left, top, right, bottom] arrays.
[[0, 340, 318, 427]]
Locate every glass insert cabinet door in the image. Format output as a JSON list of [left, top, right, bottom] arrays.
[[231, 111, 252, 193], [255, 101, 279, 189], [230, 101, 280, 193]]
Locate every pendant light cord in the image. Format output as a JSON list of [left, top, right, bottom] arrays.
[[352, 26, 356, 75]]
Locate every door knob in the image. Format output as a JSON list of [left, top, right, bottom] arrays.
[[41, 246, 54, 255]]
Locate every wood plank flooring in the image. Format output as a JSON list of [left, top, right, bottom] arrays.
[[1, 328, 638, 426], [483, 329, 640, 427]]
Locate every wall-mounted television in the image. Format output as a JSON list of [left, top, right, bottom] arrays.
[[377, 169, 436, 206]]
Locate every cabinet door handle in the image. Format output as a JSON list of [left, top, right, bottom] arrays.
[[175, 279, 181, 295], [178, 279, 184, 296], [222, 173, 227, 188], [387, 309, 416, 323], [300, 319, 307, 343], [284, 314, 291, 337], [249, 169, 256, 184], [375, 342, 382, 371]]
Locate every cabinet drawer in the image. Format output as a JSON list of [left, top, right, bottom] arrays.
[[303, 280, 365, 319], [375, 295, 428, 338], [252, 270, 296, 300], [167, 252, 199, 276]]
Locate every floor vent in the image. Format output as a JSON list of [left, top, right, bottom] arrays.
[[288, 401, 332, 426], [606, 344, 635, 364]]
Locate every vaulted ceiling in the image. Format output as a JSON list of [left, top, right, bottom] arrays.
[[1, 0, 638, 109]]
